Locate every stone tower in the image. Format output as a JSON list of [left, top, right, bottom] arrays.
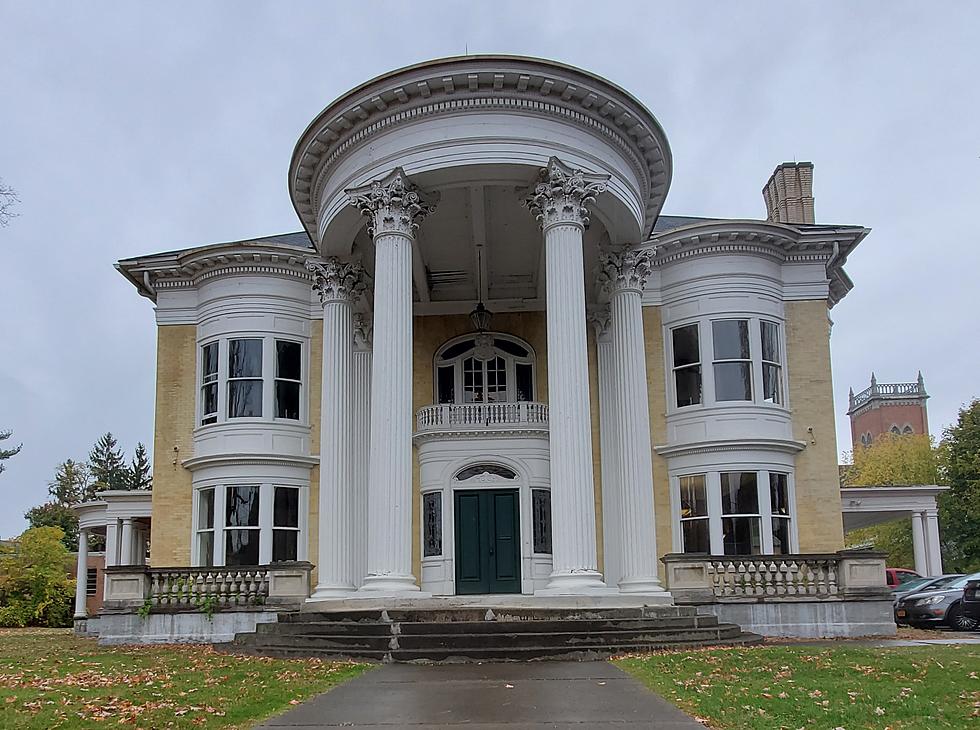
[[847, 372, 930, 447]]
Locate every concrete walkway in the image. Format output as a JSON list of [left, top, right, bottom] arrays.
[[258, 661, 703, 729]]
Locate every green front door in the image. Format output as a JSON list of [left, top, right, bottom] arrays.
[[454, 489, 521, 595]]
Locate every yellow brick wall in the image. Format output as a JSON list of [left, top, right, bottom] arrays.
[[642, 307, 674, 562], [785, 300, 844, 552], [149, 325, 196, 567]]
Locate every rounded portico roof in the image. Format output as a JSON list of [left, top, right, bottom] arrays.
[[289, 56, 673, 245]]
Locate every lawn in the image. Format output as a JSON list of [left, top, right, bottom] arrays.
[[0, 629, 370, 728], [616, 644, 980, 729]]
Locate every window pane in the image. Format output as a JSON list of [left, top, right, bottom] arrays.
[[226, 485, 260, 527], [276, 341, 302, 381], [229, 380, 262, 418], [722, 517, 762, 555], [761, 321, 780, 363], [275, 381, 300, 420], [675, 366, 702, 407], [516, 363, 533, 402], [721, 472, 759, 514], [202, 342, 218, 378], [714, 362, 752, 401], [423, 492, 442, 557], [440, 339, 475, 360], [456, 464, 517, 480], [712, 320, 750, 360], [769, 473, 790, 516], [198, 488, 215, 529], [762, 363, 782, 404], [532, 489, 553, 554], [202, 383, 218, 419], [679, 475, 707, 518], [682, 519, 710, 553], [225, 529, 259, 566], [274, 487, 299, 528], [228, 339, 263, 378], [672, 325, 700, 367], [272, 530, 298, 562], [86, 568, 98, 596], [494, 338, 529, 357], [437, 366, 455, 404], [771, 517, 791, 555], [198, 532, 214, 567]]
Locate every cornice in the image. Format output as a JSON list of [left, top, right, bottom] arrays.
[[412, 427, 550, 445], [654, 438, 808, 458], [289, 56, 672, 239], [181, 453, 320, 472]]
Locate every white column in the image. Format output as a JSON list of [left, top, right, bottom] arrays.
[[104, 522, 118, 567], [348, 168, 435, 594], [74, 529, 89, 619], [307, 258, 366, 598], [352, 314, 373, 588], [924, 508, 943, 575], [592, 309, 622, 587], [599, 247, 665, 593], [911, 511, 928, 575], [525, 157, 610, 594], [120, 518, 134, 565]]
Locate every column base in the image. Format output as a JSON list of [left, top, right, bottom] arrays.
[[357, 573, 425, 596], [536, 570, 619, 596], [618, 576, 669, 594], [308, 584, 358, 601]]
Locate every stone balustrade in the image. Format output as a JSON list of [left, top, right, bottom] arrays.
[[850, 381, 925, 409], [415, 401, 549, 433], [101, 562, 313, 613]]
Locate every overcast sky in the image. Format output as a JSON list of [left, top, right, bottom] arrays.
[[1, 2, 977, 539]]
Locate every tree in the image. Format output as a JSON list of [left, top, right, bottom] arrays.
[[127, 442, 152, 491], [0, 527, 75, 628], [937, 399, 980, 572], [88, 432, 128, 492], [24, 503, 79, 551], [48, 459, 92, 505], [0, 429, 22, 475], [0, 178, 19, 227]]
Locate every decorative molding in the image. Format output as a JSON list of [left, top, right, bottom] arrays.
[[586, 305, 611, 341], [597, 246, 655, 295], [306, 257, 367, 304], [524, 157, 609, 230], [181, 453, 320, 472], [654, 438, 808, 458], [413, 427, 550, 444], [346, 168, 437, 238]]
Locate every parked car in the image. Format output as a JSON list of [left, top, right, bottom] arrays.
[[892, 574, 964, 602], [894, 571, 980, 631], [886, 568, 921, 589], [961, 579, 980, 625]]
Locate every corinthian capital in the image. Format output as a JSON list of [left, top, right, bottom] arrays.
[[523, 157, 609, 230], [597, 247, 655, 295], [587, 305, 612, 342], [306, 258, 367, 304], [346, 168, 437, 238], [353, 312, 373, 350]]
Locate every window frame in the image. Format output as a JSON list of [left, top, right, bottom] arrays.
[[711, 319, 753, 403], [433, 333, 536, 405], [678, 474, 710, 553], [200, 341, 219, 425], [273, 339, 303, 422], [669, 322, 703, 409]]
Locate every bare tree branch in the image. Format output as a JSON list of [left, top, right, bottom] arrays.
[[0, 178, 20, 227]]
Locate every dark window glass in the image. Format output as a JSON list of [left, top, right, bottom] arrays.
[[276, 341, 301, 381], [202, 342, 219, 378], [485, 356, 506, 402], [769, 473, 790, 516], [761, 321, 780, 364], [225, 529, 259, 566], [516, 363, 533, 401], [675, 366, 702, 407], [229, 380, 263, 418], [272, 530, 298, 562], [201, 342, 219, 425], [462, 357, 484, 402], [494, 338, 529, 357], [437, 366, 455, 404], [228, 339, 262, 378], [199, 488, 215, 529], [672, 325, 700, 367], [456, 464, 517, 481], [440, 340, 475, 360], [762, 363, 781, 404], [682, 520, 710, 553], [722, 517, 762, 555], [771, 518, 791, 555], [532, 489, 552, 554], [202, 384, 218, 424], [679, 475, 707, 518], [226, 485, 260, 527], [423, 492, 442, 557], [274, 487, 299, 528], [275, 381, 300, 419], [198, 532, 214, 567], [86, 568, 98, 596], [714, 362, 752, 401], [721, 472, 759, 514], [712, 320, 750, 360]]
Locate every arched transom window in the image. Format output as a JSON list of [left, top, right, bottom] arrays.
[[434, 334, 535, 404]]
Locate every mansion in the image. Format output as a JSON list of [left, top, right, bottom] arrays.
[[113, 56, 869, 602]]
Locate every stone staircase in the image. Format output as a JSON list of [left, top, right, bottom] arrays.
[[226, 606, 762, 662]]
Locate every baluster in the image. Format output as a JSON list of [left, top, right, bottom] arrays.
[[828, 560, 839, 595], [772, 560, 786, 596]]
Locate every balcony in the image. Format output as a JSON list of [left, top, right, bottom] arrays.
[[414, 402, 549, 441]]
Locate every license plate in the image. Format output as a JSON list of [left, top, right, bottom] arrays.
[[896, 609, 907, 618]]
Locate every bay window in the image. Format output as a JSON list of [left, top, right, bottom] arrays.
[[712, 320, 752, 402]]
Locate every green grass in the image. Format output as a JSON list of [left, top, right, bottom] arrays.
[[616, 644, 980, 729], [0, 628, 370, 728]]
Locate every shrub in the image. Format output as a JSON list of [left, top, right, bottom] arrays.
[[0, 527, 75, 627]]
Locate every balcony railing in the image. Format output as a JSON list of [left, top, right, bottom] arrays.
[[415, 401, 549, 436], [850, 381, 925, 409]]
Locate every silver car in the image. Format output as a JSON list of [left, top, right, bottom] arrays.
[[895, 571, 980, 631]]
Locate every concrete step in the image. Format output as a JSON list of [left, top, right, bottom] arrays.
[[284, 605, 699, 624]]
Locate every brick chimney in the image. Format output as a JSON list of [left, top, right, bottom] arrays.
[[763, 162, 814, 224]]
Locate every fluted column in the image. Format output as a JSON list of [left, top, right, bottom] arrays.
[[74, 529, 89, 619], [120, 518, 134, 565], [598, 247, 665, 593], [924, 509, 943, 575], [352, 313, 373, 588], [911, 511, 928, 576], [525, 157, 609, 593], [591, 308, 622, 587], [307, 258, 366, 597], [348, 168, 436, 594]]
